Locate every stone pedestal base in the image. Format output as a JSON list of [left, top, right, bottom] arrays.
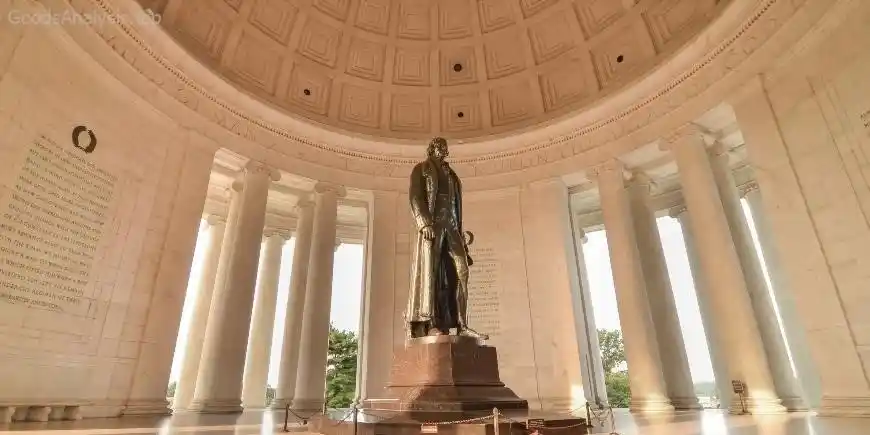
[[315, 336, 585, 435], [365, 335, 527, 422]]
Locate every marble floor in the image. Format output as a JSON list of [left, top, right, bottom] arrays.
[[0, 409, 868, 435]]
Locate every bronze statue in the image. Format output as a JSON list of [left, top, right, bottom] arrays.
[[406, 137, 486, 339]]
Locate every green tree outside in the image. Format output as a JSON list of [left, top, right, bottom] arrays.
[[598, 328, 630, 408], [266, 385, 276, 406], [166, 381, 176, 399], [325, 324, 359, 409]]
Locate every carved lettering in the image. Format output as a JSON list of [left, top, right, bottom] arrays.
[[0, 138, 117, 316], [467, 245, 500, 338]]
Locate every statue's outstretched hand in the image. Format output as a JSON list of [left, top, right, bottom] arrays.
[[421, 225, 435, 240]]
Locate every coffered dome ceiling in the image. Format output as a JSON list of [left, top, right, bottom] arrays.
[[138, 0, 731, 141]]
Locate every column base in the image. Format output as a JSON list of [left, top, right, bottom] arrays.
[[269, 398, 292, 409], [817, 395, 870, 417], [291, 398, 324, 414], [0, 406, 14, 423], [779, 396, 808, 412], [728, 396, 786, 414], [122, 399, 172, 416], [670, 396, 703, 410], [186, 399, 244, 414], [629, 398, 675, 414], [26, 406, 51, 422]]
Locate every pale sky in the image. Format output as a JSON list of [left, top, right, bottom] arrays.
[[170, 199, 777, 388]]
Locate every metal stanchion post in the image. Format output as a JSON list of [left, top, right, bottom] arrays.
[[353, 406, 359, 435], [493, 407, 499, 435], [284, 403, 290, 432]]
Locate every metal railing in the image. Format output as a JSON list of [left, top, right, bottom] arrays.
[[283, 403, 622, 435]]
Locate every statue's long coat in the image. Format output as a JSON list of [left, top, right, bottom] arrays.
[[406, 159, 465, 326]]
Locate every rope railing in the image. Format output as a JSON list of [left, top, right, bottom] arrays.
[[287, 402, 621, 434]]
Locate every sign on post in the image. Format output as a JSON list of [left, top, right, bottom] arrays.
[[526, 418, 546, 431], [421, 425, 438, 433]]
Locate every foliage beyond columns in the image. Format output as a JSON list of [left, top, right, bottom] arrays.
[[326, 325, 359, 409]]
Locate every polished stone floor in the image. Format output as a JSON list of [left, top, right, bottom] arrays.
[[0, 409, 868, 434]]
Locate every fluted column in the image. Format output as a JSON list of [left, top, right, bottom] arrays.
[[173, 213, 229, 410], [669, 205, 731, 410], [241, 230, 289, 409], [292, 182, 346, 412], [570, 227, 609, 407], [189, 162, 280, 414], [591, 161, 673, 414], [662, 126, 783, 414], [627, 175, 699, 410], [742, 183, 820, 408], [272, 200, 316, 409]]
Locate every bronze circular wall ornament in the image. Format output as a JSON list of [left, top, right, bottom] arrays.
[[71, 125, 97, 154]]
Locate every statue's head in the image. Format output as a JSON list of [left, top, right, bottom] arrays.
[[427, 137, 448, 160]]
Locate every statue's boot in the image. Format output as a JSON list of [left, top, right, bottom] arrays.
[[457, 324, 489, 340]]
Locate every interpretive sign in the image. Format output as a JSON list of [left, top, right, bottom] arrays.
[[0, 136, 116, 316], [527, 418, 546, 430], [421, 424, 438, 433]]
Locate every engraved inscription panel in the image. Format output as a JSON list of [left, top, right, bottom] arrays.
[[467, 245, 500, 338], [0, 138, 117, 316]]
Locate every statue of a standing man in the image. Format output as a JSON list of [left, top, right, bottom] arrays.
[[406, 137, 484, 339]]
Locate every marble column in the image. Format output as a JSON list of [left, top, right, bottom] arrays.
[[272, 200, 316, 409], [570, 227, 609, 407], [292, 182, 346, 412], [669, 206, 732, 410], [707, 144, 803, 411], [173, 213, 229, 410], [241, 230, 288, 409], [627, 175, 699, 410], [591, 160, 673, 414], [357, 192, 402, 405], [189, 161, 280, 413], [662, 126, 783, 414], [742, 183, 821, 408]]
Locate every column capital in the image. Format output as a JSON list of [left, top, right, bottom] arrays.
[[294, 198, 316, 214], [246, 160, 282, 182], [627, 171, 656, 195], [263, 228, 293, 240], [588, 159, 630, 185], [668, 204, 688, 218], [205, 214, 226, 226], [314, 182, 347, 198], [576, 227, 589, 244], [739, 180, 759, 198], [659, 124, 706, 151], [707, 141, 730, 158]]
